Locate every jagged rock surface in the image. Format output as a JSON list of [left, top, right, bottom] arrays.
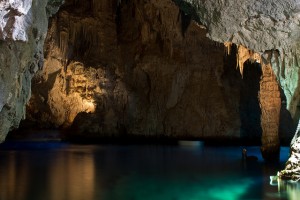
[[279, 135, 300, 181], [25, 0, 250, 139], [174, 0, 300, 120], [22, 0, 294, 142], [0, 0, 63, 142], [173, 0, 300, 168]]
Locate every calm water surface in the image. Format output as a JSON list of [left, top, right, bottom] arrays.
[[0, 141, 296, 200]]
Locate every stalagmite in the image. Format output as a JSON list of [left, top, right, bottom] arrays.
[[59, 31, 69, 58], [259, 61, 281, 161]]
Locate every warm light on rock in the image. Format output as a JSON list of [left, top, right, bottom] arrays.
[[0, 0, 296, 170]]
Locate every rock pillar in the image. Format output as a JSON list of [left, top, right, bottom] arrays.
[[259, 62, 281, 161]]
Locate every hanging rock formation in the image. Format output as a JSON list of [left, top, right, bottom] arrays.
[[25, 0, 250, 140], [0, 0, 297, 166], [225, 43, 283, 160], [22, 0, 295, 146], [173, 0, 300, 168], [174, 0, 300, 119], [0, 0, 63, 142]]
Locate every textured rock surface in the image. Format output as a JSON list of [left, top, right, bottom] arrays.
[[172, 0, 300, 172], [279, 134, 300, 181], [174, 0, 300, 119], [22, 0, 294, 143], [0, 0, 63, 142], [259, 62, 281, 160], [174, 0, 300, 52], [173, 0, 300, 161], [25, 0, 249, 140]]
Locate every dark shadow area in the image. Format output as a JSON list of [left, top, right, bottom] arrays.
[[279, 87, 295, 145], [180, 10, 192, 36], [172, 0, 201, 23], [239, 60, 262, 142]]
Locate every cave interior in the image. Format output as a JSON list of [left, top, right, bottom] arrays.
[[1, 0, 300, 199]]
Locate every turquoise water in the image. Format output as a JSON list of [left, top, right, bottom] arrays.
[[0, 141, 294, 200]]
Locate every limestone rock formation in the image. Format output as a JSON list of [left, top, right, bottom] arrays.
[[0, 0, 63, 142], [279, 136, 300, 181], [26, 0, 250, 140], [23, 0, 294, 145], [173, 0, 300, 162], [173, 0, 300, 119]]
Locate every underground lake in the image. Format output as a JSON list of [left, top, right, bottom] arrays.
[[0, 140, 297, 200], [2, 1, 300, 199]]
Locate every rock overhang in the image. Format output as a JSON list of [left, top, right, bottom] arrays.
[[173, 0, 300, 53]]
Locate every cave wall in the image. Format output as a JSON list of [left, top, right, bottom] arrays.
[[24, 0, 252, 140], [174, 0, 300, 120], [0, 0, 63, 142]]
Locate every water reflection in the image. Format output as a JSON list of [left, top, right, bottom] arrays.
[[0, 152, 29, 200], [0, 143, 295, 200], [49, 148, 95, 200], [276, 179, 300, 200], [0, 145, 96, 200]]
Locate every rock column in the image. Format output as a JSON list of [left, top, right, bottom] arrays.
[[259, 62, 281, 161]]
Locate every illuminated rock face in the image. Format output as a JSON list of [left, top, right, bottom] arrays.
[[259, 62, 281, 160], [24, 0, 294, 143], [279, 136, 300, 181], [0, 0, 63, 142], [0, 0, 296, 151], [26, 0, 251, 139]]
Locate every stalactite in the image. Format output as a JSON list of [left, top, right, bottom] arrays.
[[237, 45, 250, 77], [233, 44, 261, 77], [69, 21, 73, 44], [224, 42, 232, 55], [58, 17, 102, 60], [59, 30, 69, 59]]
